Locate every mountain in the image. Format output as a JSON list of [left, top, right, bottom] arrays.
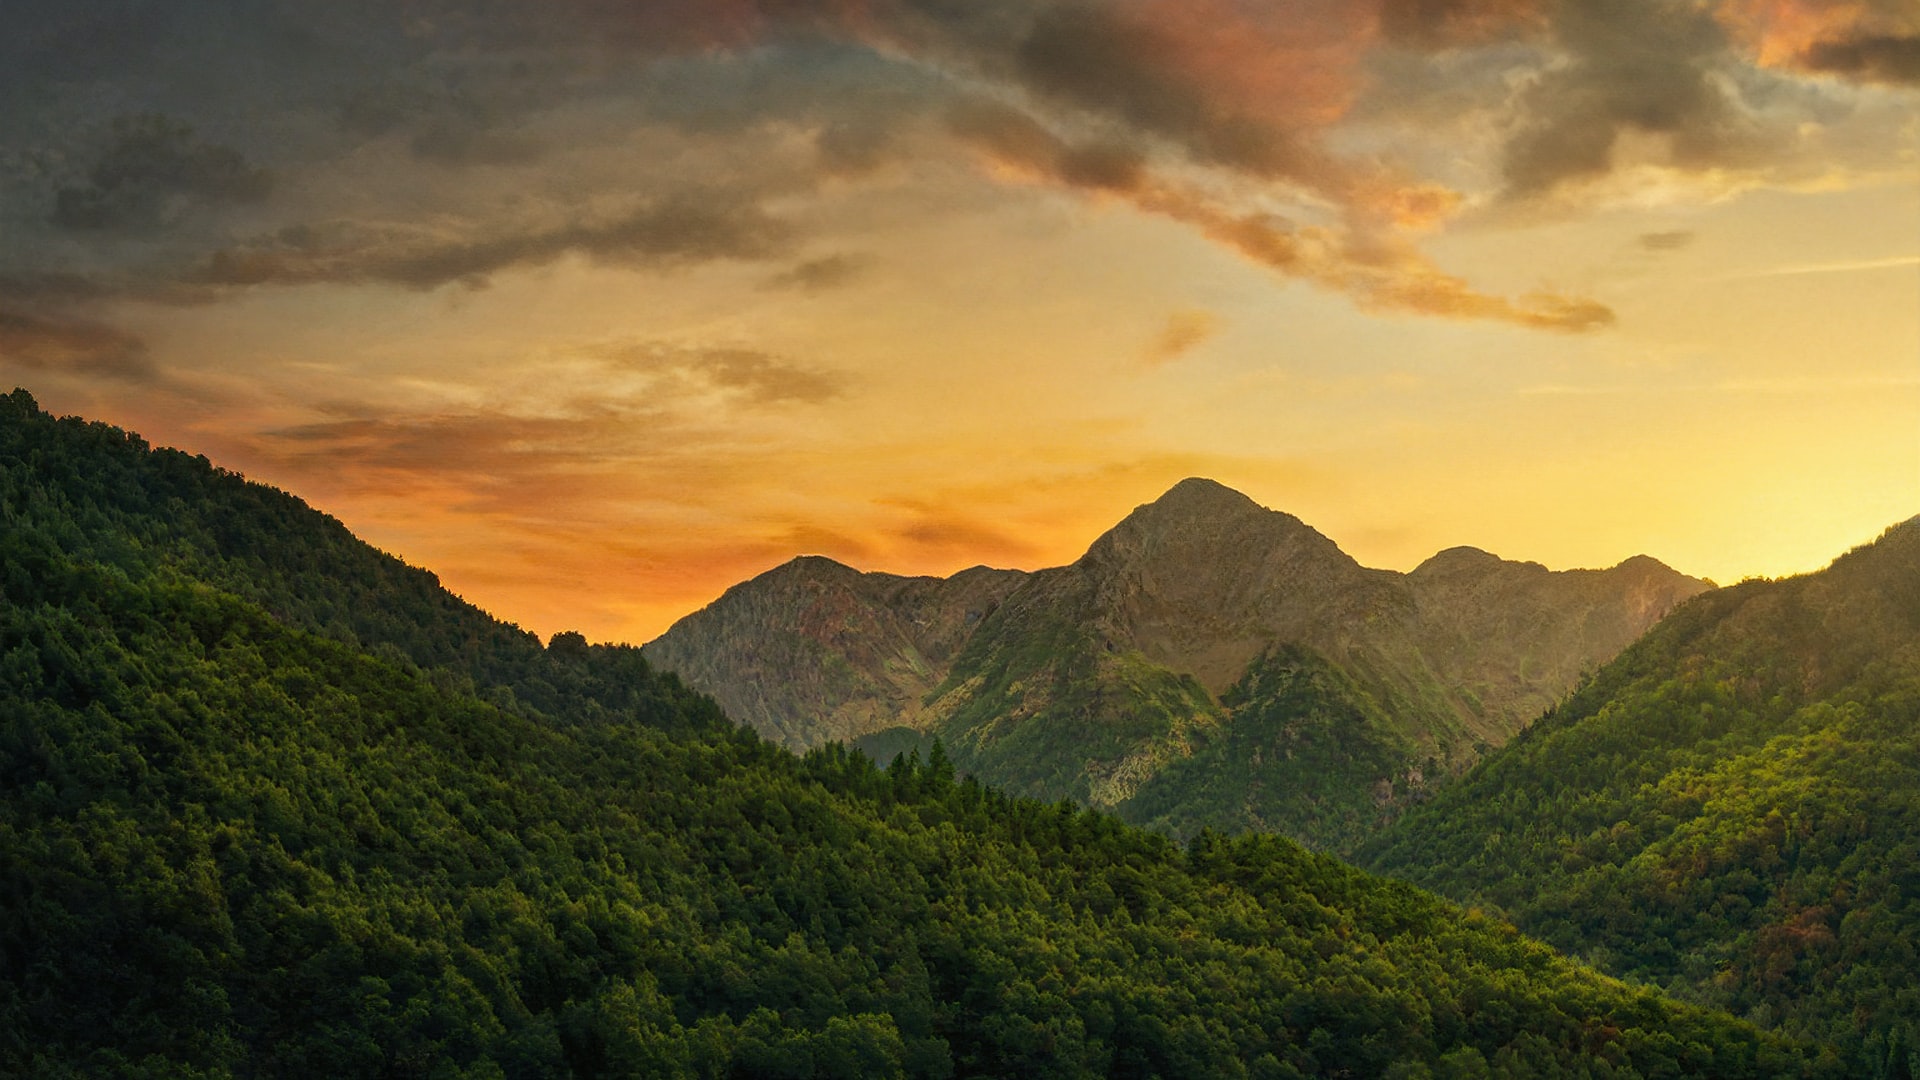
[[648, 477, 1711, 850], [0, 389, 1830, 1076], [1360, 516, 1920, 1073], [641, 557, 1027, 749]]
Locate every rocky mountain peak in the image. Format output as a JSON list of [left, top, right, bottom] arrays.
[[1411, 546, 1513, 579], [1083, 478, 1351, 573], [1143, 476, 1266, 517]]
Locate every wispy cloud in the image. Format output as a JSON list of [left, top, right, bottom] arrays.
[[0, 308, 157, 383], [1708, 254, 1920, 280], [1145, 310, 1221, 367]]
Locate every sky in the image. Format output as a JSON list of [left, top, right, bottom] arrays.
[[2, 0, 1916, 644]]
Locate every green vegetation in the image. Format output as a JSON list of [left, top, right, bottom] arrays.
[[1361, 519, 1920, 1075], [929, 625, 1433, 855], [851, 725, 936, 764], [1120, 647, 1426, 854], [0, 390, 1841, 1076], [0, 389, 680, 733], [927, 617, 1222, 810]]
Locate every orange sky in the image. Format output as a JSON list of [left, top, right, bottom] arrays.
[[3, 0, 1916, 643]]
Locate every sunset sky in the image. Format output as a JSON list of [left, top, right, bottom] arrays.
[[3, 0, 1916, 643]]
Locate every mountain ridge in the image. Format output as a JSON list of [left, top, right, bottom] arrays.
[[646, 477, 1713, 849], [1359, 512, 1920, 1069]]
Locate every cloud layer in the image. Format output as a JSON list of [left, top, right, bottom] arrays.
[[2, 0, 1909, 341]]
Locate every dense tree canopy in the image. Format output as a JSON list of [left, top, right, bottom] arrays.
[[1363, 519, 1920, 1076]]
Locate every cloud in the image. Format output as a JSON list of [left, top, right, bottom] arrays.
[[253, 339, 839, 487], [1006, 0, 1369, 200], [1639, 230, 1696, 250], [0, 308, 156, 382], [814, 122, 896, 176], [875, 495, 1046, 565], [1801, 33, 1920, 84], [591, 342, 846, 405], [1708, 253, 1920, 279], [1145, 310, 1220, 366], [336, 60, 569, 166], [762, 252, 874, 292], [194, 194, 795, 291], [949, 99, 1613, 332], [1378, 0, 1544, 48], [52, 114, 272, 232], [1715, 0, 1920, 84], [1499, 0, 1766, 197], [2, 0, 1907, 357]]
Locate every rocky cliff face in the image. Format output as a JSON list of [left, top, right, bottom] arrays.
[[642, 556, 1026, 749], [645, 479, 1713, 847]]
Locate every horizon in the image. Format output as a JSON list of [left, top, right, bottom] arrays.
[[15, 381, 1916, 647], [3, 1, 1915, 643]]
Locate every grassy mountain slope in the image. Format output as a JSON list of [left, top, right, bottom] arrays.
[[0, 389, 1832, 1077], [1360, 518, 1920, 1073]]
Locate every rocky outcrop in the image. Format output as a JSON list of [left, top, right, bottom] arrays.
[[642, 556, 1025, 749]]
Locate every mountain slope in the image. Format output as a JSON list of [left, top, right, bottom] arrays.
[[650, 476, 1710, 850], [0, 388, 681, 731], [1360, 517, 1920, 1072], [640, 556, 1025, 749], [0, 389, 1828, 1076]]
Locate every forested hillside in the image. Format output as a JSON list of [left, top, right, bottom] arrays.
[[0, 388, 666, 727], [1362, 517, 1920, 1075], [0, 390, 1833, 1076]]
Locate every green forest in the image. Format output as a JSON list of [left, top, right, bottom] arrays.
[[1117, 646, 1423, 854], [1362, 517, 1920, 1077], [0, 395, 1852, 1077], [924, 616, 1434, 855]]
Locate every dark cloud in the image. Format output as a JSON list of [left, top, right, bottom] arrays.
[[1, 0, 1902, 352], [1801, 34, 1920, 85], [1639, 230, 1695, 250], [1378, 0, 1543, 47], [948, 98, 1614, 332], [1009, 2, 1317, 185], [814, 122, 895, 175], [408, 122, 546, 166], [195, 195, 795, 291], [336, 58, 569, 165], [763, 253, 874, 292], [1501, 0, 1764, 197], [0, 308, 156, 382], [52, 114, 271, 232]]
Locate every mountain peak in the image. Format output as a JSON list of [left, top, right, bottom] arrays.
[[1089, 478, 1332, 565], [1411, 546, 1506, 577], [1148, 477, 1265, 516]]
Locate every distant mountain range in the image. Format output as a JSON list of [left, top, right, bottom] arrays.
[[647, 477, 1712, 850]]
